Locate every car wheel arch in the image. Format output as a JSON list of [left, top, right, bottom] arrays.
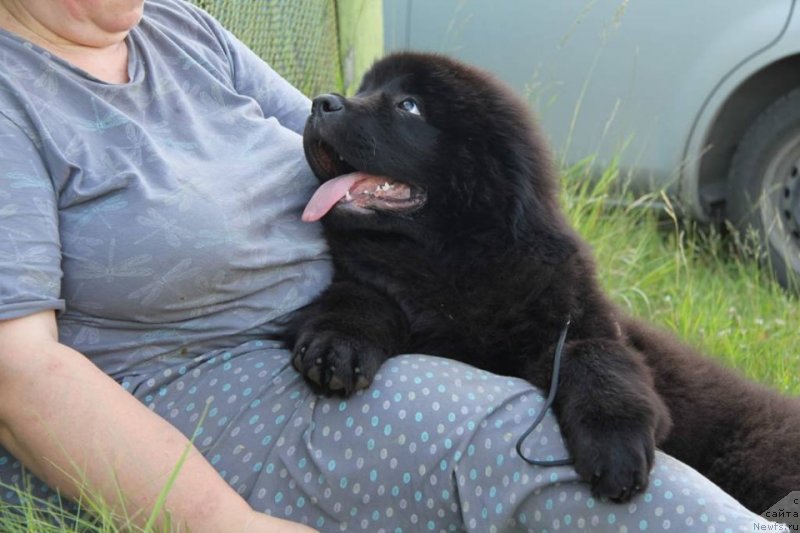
[[695, 53, 800, 223]]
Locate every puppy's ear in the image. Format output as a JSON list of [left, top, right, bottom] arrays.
[[496, 117, 578, 264]]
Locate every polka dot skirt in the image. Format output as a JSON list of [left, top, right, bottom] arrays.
[[0, 340, 789, 532]]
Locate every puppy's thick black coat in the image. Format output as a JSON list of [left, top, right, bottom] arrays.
[[287, 52, 800, 512]]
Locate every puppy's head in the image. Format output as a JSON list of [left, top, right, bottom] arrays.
[[302, 52, 562, 244]]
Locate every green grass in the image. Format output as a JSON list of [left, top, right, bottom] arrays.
[[0, 484, 113, 533], [1, 163, 797, 531], [0, 470, 182, 533], [564, 159, 799, 394]]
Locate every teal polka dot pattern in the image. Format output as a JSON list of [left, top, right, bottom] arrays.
[[0, 347, 789, 532]]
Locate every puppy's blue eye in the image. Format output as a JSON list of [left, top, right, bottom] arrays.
[[398, 98, 421, 116]]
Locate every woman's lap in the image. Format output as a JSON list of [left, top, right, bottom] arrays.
[[0, 342, 787, 532]]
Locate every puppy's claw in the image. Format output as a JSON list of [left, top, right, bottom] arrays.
[[306, 365, 323, 386], [355, 374, 371, 391], [328, 375, 346, 391], [615, 487, 630, 502]]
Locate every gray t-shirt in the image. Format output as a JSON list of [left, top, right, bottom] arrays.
[[0, 0, 332, 378]]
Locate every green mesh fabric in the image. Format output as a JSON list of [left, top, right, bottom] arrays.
[[190, 0, 343, 96]]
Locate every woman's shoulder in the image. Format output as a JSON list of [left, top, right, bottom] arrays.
[[140, 0, 231, 44], [136, 0, 240, 83]]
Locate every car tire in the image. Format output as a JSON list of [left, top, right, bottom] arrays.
[[727, 87, 800, 291]]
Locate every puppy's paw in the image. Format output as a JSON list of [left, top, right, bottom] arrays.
[[570, 426, 654, 503], [291, 325, 387, 397]]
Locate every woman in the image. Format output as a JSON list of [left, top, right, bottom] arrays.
[[0, 0, 788, 531]]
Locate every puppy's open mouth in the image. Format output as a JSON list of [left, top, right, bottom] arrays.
[[302, 140, 426, 222]]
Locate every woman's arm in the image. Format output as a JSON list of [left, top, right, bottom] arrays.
[[0, 310, 315, 532]]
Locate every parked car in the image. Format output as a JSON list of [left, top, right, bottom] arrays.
[[383, 0, 800, 289]]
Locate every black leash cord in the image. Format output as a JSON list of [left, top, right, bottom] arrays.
[[515, 315, 573, 467]]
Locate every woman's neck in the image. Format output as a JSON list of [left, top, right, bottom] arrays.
[[0, 1, 134, 84]]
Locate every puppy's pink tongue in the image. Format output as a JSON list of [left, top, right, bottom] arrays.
[[302, 172, 364, 222]]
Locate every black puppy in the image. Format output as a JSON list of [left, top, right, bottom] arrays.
[[288, 52, 800, 511]]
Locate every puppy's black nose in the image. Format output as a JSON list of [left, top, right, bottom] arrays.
[[312, 93, 345, 115]]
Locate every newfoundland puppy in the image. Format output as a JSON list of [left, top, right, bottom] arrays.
[[287, 52, 800, 512]]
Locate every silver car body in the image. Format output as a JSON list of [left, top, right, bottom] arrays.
[[384, 0, 799, 221]]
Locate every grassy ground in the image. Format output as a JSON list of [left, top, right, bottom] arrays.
[[2, 166, 797, 531], [565, 162, 799, 394]]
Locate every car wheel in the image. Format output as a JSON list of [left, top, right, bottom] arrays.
[[727, 88, 800, 291]]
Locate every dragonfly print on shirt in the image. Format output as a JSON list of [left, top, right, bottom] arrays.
[[70, 237, 155, 284], [127, 257, 203, 306], [134, 207, 195, 248], [73, 97, 131, 132]]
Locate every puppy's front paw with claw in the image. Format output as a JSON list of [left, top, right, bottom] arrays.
[[570, 425, 655, 503], [292, 326, 388, 396]]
